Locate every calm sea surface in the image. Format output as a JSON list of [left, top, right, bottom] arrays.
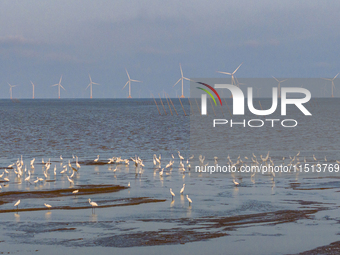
[[0, 98, 340, 255]]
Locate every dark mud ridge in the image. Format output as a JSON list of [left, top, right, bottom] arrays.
[[288, 181, 340, 190], [0, 184, 168, 213], [290, 240, 340, 255], [0, 184, 127, 204], [5, 207, 328, 248]]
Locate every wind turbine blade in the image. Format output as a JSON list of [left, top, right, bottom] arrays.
[[281, 79, 288, 83], [59, 75, 63, 84], [122, 81, 129, 89], [217, 71, 232, 75], [89, 74, 92, 83], [60, 85, 66, 91], [322, 78, 332, 81], [183, 77, 191, 81], [125, 69, 131, 80], [51, 84, 59, 87], [30, 81, 34, 86], [334, 73, 339, 80], [130, 79, 142, 82], [179, 63, 183, 78], [233, 63, 243, 74], [93, 82, 100, 85], [8, 83, 11, 87], [86, 83, 91, 89], [173, 78, 182, 87], [272, 76, 279, 82]]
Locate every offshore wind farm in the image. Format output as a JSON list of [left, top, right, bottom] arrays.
[[2, 64, 340, 99]]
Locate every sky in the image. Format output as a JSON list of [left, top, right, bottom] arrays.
[[0, 0, 339, 98]]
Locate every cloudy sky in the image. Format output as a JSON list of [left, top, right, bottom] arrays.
[[0, 0, 339, 98]]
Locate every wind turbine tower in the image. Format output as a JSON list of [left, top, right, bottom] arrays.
[[51, 75, 65, 99], [322, 73, 339, 97], [123, 69, 142, 98], [30, 81, 35, 99], [173, 63, 191, 98], [272, 76, 288, 98], [86, 74, 100, 99], [217, 63, 243, 86], [8, 83, 17, 99]]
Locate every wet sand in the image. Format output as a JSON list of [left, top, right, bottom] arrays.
[[1, 156, 340, 254]]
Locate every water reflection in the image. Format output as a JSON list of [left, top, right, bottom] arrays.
[[233, 186, 239, 196], [186, 206, 192, 217], [45, 211, 52, 220], [90, 213, 98, 223], [14, 212, 20, 222], [180, 194, 185, 206]]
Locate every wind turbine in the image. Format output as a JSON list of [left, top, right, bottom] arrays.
[[322, 73, 339, 97], [30, 81, 35, 99], [217, 63, 243, 86], [51, 75, 65, 99], [122, 69, 141, 98], [8, 83, 17, 99], [272, 76, 288, 98], [86, 74, 99, 99], [173, 63, 191, 98]]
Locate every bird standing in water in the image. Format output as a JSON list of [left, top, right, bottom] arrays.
[[170, 188, 175, 200]]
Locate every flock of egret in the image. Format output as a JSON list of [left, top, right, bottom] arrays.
[[0, 150, 337, 213], [0, 155, 89, 211]]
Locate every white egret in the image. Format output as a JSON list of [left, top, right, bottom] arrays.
[[25, 173, 31, 182], [76, 156, 80, 168], [94, 155, 99, 162], [67, 176, 74, 185], [72, 190, 79, 197], [170, 188, 175, 200], [14, 200, 20, 210], [88, 198, 98, 213], [44, 203, 52, 209], [180, 184, 185, 194], [186, 195, 192, 205], [159, 168, 164, 176]]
